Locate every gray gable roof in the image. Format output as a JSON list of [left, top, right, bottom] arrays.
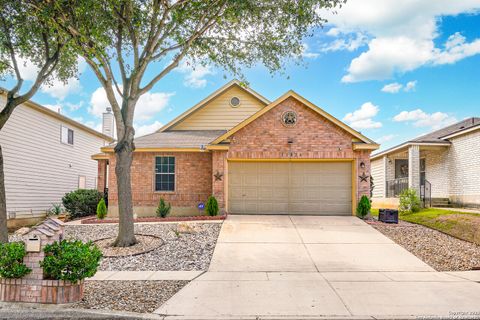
[[131, 130, 227, 149], [372, 117, 480, 159], [409, 117, 480, 143]]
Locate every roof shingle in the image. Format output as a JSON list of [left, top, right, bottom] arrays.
[[124, 130, 227, 149]]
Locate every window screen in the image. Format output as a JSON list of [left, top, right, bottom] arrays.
[[61, 126, 74, 145], [155, 157, 175, 191]]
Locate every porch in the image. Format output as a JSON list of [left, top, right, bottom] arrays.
[[372, 143, 451, 208]]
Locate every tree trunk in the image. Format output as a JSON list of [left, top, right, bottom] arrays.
[[0, 145, 8, 243], [113, 135, 137, 247]]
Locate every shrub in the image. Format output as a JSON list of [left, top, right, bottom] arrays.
[[356, 195, 371, 219], [41, 240, 102, 283], [0, 242, 31, 278], [206, 196, 219, 216], [96, 198, 107, 220], [49, 203, 64, 216], [62, 189, 102, 219], [399, 188, 421, 214], [156, 198, 171, 218]]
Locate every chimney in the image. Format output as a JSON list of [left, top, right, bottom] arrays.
[[102, 107, 114, 138]]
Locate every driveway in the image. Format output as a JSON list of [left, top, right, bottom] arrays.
[[155, 215, 480, 319]]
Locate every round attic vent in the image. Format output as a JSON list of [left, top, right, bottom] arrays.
[[230, 96, 241, 107]]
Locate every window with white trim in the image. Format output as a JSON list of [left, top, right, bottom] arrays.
[[61, 125, 74, 145], [155, 156, 175, 191]]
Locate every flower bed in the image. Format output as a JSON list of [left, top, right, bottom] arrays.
[[81, 214, 227, 224]]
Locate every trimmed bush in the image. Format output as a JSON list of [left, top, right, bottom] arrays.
[[62, 189, 102, 219], [0, 242, 31, 278], [206, 196, 219, 216], [399, 188, 421, 214], [96, 198, 107, 219], [156, 198, 171, 218], [356, 195, 371, 219], [41, 240, 102, 283]]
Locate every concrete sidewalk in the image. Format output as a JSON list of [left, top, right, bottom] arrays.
[[155, 215, 480, 319]]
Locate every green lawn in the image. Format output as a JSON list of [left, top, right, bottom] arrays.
[[371, 208, 480, 245]]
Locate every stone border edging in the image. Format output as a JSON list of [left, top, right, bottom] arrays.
[[94, 234, 164, 257]]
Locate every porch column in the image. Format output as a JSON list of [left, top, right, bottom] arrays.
[[408, 145, 420, 195]]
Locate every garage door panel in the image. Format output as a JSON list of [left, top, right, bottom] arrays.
[[228, 161, 352, 215]]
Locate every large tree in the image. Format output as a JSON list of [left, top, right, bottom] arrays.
[[0, 0, 78, 242], [47, 0, 344, 246]]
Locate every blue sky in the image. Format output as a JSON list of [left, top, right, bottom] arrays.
[[2, 1, 480, 151]]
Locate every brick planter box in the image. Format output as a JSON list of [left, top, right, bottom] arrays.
[[0, 278, 84, 304]]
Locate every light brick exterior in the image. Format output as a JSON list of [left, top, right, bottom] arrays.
[[447, 130, 480, 207], [408, 145, 420, 194], [105, 96, 374, 215], [371, 128, 480, 208]]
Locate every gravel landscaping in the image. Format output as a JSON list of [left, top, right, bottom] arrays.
[[71, 280, 188, 313], [370, 220, 480, 271], [9, 222, 222, 271], [66, 223, 222, 271]]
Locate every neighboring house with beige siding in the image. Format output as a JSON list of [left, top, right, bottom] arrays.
[[95, 80, 378, 217], [0, 92, 113, 219], [371, 117, 480, 209]]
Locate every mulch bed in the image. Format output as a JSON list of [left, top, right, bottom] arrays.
[[71, 280, 188, 313], [368, 219, 480, 271], [82, 214, 226, 224]]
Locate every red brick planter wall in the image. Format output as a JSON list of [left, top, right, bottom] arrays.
[[0, 278, 84, 304]]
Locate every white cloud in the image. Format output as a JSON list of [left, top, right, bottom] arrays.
[[321, 32, 368, 52], [404, 80, 417, 92], [381, 82, 403, 93], [318, 1, 480, 82], [381, 80, 417, 93], [89, 86, 174, 122], [41, 78, 81, 100], [176, 60, 214, 88], [301, 43, 319, 59], [375, 134, 397, 143], [343, 102, 382, 130], [393, 109, 457, 129], [134, 121, 163, 137], [16, 57, 39, 81]]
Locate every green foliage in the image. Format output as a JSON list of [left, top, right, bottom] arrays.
[[156, 198, 171, 218], [62, 189, 103, 219], [96, 198, 107, 220], [41, 240, 102, 283], [49, 203, 64, 216], [356, 195, 371, 219], [399, 188, 421, 214], [0, 242, 31, 278], [206, 196, 219, 216]]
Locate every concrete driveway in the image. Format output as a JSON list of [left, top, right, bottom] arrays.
[[155, 215, 480, 319]]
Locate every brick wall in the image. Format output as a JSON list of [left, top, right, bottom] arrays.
[[96, 159, 107, 191], [216, 97, 372, 209], [107, 152, 213, 213], [424, 149, 449, 198]]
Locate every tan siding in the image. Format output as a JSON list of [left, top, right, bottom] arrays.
[[371, 158, 385, 198], [0, 96, 108, 216], [172, 86, 264, 130]]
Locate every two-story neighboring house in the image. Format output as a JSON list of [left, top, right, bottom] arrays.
[[0, 91, 114, 225], [371, 117, 480, 209]]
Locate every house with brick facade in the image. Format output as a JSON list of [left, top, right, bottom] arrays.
[[94, 80, 379, 217], [371, 117, 480, 209]]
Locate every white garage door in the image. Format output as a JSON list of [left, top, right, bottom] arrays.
[[228, 161, 352, 215]]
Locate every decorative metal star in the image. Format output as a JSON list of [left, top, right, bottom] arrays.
[[359, 172, 369, 182], [214, 171, 223, 181]]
